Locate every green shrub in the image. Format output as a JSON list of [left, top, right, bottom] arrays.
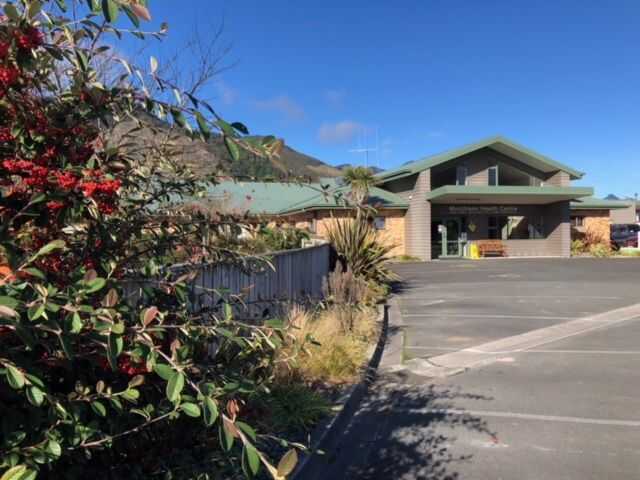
[[256, 383, 331, 434], [258, 225, 310, 251], [0, 3, 296, 479], [326, 215, 398, 284], [571, 239, 586, 256], [589, 243, 612, 258]]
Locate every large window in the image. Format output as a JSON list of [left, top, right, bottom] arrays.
[[488, 216, 544, 240]]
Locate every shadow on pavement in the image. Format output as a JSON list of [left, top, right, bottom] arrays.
[[318, 375, 495, 480]]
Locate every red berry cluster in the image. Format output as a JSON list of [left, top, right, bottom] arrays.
[[14, 26, 43, 51], [46, 200, 65, 213], [99, 355, 149, 377], [0, 127, 13, 142], [118, 355, 148, 376], [0, 66, 20, 87]]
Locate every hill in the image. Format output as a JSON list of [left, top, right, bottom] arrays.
[[110, 113, 343, 181], [335, 163, 384, 174]]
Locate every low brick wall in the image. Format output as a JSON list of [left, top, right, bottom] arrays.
[[281, 209, 407, 257]]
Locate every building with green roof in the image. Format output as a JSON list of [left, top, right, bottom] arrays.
[[198, 136, 632, 260]]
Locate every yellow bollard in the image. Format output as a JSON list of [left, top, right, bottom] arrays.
[[469, 243, 480, 260]]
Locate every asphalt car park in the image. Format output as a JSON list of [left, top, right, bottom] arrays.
[[323, 258, 640, 480]]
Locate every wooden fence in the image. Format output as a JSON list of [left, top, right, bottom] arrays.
[[124, 244, 331, 318], [187, 244, 330, 315]]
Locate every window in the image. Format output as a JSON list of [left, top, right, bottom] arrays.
[[488, 216, 506, 239], [570, 216, 584, 228], [456, 166, 468, 186], [488, 165, 498, 186], [489, 216, 544, 240], [373, 216, 386, 230]]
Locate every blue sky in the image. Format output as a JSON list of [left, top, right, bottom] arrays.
[[124, 1, 639, 197]]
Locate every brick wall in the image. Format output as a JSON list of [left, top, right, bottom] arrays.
[[282, 209, 407, 257], [571, 210, 611, 246]]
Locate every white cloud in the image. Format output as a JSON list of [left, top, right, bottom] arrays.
[[215, 81, 237, 106], [317, 121, 366, 145], [253, 95, 305, 120], [324, 89, 346, 108]]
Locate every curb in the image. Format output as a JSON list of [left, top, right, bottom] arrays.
[[290, 304, 389, 480]]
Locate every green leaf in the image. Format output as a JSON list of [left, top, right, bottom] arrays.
[[30, 240, 65, 261], [203, 397, 218, 426], [219, 421, 234, 451], [45, 440, 62, 458], [170, 108, 186, 128], [27, 304, 45, 321], [0, 296, 19, 309], [277, 449, 299, 478], [101, 0, 119, 22], [1, 465, 28, 480], [122, 5, 140, 27], [69, 312, 82, 334], [75, 50, 88, 71], [216, 119, 235, 137], [111, 322, 125, 335], [27, 1, 42, 19], [243, 443, 260, 476], [154, 364, 174, 381], [3, 4, 19, 21], [195, 112, 210, 139], [121, 389, 139, 402], [224, 137, 240, 161], [236, 421, 257, 442], [181, 402, 201, 417], [24, 268, 45, 280], [166, 372, 184, 402], [107, 334, 122, 369], [91, 400, 106, 417], [85, 277, 106, 293], [26, 386, 45, 406], [6, 365, 25, 390]]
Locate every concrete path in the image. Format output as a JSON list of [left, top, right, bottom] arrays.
[[318, 258, 640, 480]]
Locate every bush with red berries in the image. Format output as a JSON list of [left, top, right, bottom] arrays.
[[0, 2, 296, 479]]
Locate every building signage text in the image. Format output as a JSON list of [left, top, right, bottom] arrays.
[[447, 205, 519, 215]]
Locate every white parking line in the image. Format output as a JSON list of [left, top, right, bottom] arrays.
[[419, 409, 640, 427], [406, 346, 640, 355], [402, 313, 575, 320]]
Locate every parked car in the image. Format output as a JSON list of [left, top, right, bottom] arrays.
[[611, 224, 640, 249]]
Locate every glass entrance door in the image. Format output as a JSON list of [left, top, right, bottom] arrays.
[[431, 218, 463, 258], [443, 218, 461, 257]]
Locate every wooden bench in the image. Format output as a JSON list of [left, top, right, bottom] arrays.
[[477, 240, 507, 257]]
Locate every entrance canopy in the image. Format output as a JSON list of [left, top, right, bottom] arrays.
[[426, 185, 593, 205]]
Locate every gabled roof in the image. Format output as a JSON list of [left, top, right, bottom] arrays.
[[198, 181, 408, 216], [376, 135, 584, 183], [570, 197, 633, 210], [278, 185, 408, 215], [426, 185, 593, 205]]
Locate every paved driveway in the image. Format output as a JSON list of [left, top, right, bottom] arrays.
[[318, 258, 640, 480]]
